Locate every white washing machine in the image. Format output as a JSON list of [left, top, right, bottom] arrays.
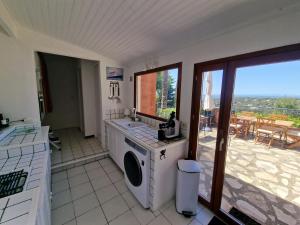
[[123, 137, 150, 208]]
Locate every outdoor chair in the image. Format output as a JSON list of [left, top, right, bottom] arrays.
[[229, 115, 243, 136], [286, 128, 300, 149], [228, 115, 243, 146], [255, 118, 284, 148]]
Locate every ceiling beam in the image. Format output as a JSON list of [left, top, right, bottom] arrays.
[[0, 1, 18, 37]]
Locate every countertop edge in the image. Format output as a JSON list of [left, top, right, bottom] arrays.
[[105, 120, 186, 152]]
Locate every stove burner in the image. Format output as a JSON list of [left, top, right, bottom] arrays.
[[0, 170, 28, 198]]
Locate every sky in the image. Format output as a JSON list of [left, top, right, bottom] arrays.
[[168, 68, 178, 85], [208, 60, 300, 97]]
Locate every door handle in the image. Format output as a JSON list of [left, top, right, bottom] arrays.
[[219, 138, 224, 151]]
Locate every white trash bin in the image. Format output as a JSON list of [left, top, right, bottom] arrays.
[[176, 159, 201, 217]]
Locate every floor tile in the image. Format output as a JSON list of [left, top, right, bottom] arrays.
[[131, 204, 155, 225], [69, 173, 89, 187], [195, 206, 214, 225], [99, 158, 114, 167], [108, 170, 123, 183], [91, 174, 112, 190], [52, 179, 69, 194], [62, 155, 74, 161], [67, 166, 85, 177], [52, 171, 68, 183], [103, 163, 119, 174], [71, 182, 93, 200], [84, 161, 101, 171], [114, 179, 128, 194], [64, 219, 76, 225], [102, 195, 129, 221], [76, 207, 107, 225], [122, 191, 139, 208], [52, 189, 72, 209], [162, 204, 193, 225], [189, 219, 203, 225], [52, 202, 75, 225], [109, 210, 140, 225], [93, 147, 103, 153], [87, 167, 106, 180], [73, 193, 99, 216], [152, 209, 161, 217], [51, 128, 108, 167], [159, 200, 175, 213], [96, 184, 119, 203], [148, 215, 171, 225]]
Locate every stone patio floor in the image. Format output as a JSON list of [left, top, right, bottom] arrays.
[[197, 130, 300, 225]]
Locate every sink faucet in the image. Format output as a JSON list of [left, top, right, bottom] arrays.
[[132, 108, 137, 121]]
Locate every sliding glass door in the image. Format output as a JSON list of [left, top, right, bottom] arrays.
[[221, 60, 300, 225], [189, 63, 228, 207], [189, 44, 300, 225]]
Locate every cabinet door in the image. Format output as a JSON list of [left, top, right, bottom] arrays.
[[111, 128, 117, 163], [116, 133, 125, 172], [107, 125, 117, 163], [107, 125, 113, 154]]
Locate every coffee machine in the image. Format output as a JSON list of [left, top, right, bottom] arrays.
[[0, 113, 9, 130], [158, 111, 180, 140]]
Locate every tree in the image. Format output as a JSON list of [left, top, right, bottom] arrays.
[[275, 98, 298, 109], [156, 72, 163, 108], [161, 70, 169, 109], [167, 75, 176, 107]]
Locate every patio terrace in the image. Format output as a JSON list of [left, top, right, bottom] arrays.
[[197, 129, 300, 225]]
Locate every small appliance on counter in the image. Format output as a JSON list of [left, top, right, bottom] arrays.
[[0, 113, 9, 129], [158, 111, 180, 140]]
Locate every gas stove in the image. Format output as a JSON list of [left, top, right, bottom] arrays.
[[0, 170, 28, 198]]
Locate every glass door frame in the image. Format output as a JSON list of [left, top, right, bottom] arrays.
[[188, 43, 300, 225]]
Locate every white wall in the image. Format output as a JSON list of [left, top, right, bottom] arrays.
[[43, 54, 80, 130], [0, 31, 39, 121], [125, 11, 300, 138], [80, 59, 98, 137], [0, 27, 123, 146]]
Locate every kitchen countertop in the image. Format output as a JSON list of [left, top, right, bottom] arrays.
[[105, 119, 186, 151], [0, 123, 50, 225]]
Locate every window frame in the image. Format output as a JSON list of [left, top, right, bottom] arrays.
[[134, 62, 182, 121]]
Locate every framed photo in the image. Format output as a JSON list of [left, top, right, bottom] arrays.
[[106, 67, 124, 80]]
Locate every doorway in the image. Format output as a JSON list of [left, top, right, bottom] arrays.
[[35, 52, 105, 166], [189, 44, 300, 224]]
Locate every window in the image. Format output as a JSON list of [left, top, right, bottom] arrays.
[[134, 62, 182, 120]]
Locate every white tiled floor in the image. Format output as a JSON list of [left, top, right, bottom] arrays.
[[51, 158, 215, 225], [51, 128, 105, 166]]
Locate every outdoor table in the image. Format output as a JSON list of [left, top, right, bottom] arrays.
[[236, 115, 256, 122], [236, 116, 294, 139], [236, 116, 256, 135]]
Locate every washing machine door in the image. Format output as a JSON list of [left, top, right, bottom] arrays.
[[124, 151, 142, 187]]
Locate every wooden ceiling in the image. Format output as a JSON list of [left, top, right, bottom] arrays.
[[2, 0, 300, 64]]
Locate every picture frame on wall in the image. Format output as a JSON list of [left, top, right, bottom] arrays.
[[106, 67, 124, 80]]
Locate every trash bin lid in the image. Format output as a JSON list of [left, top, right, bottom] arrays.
[[177, 160, 202, 173]]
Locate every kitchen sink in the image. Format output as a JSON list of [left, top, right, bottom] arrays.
[[127, 122, 146, 128], [112, 119, 147, 130]]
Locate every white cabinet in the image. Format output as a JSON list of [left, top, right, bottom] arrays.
[[149, 142, 187, 211], [36, 145, 51, 225], [115, 130, 126, 171], [106, 124, 126, 171], [105, 121, 187, 211], [107, 125, 115, 162]]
